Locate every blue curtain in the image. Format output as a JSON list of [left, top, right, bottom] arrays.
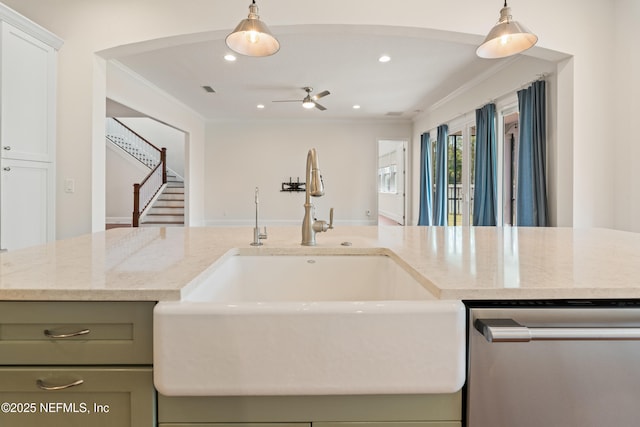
[[473, 103, 497, 226], [433, 124, 448, 226], [517, 80, 548, 226], [417, 132, 433, 225]]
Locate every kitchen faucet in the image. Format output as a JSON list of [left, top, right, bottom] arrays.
[[301, 148, 333, 246], [250, 187, 267, 246]]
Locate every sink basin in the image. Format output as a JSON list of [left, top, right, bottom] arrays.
[[183, 253, 437, 302], [154, 251, 465, 396]]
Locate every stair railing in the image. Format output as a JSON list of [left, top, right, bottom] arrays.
[[106, 118, 164, 168], [105, 118, 167, 227], [132, 147, 167, 226]]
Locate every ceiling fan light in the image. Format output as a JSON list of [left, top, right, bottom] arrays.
[[272, 87, 329, 111], [476, 4, 537, 59], [225, 1, 280, 57]]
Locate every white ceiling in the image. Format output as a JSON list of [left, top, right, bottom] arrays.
[[112, 26, 509, 121]]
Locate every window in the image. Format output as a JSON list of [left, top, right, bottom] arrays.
[[502, 111, 519, 225], [436, 97, 522, 227], [431, 136, 437, 201], [378, 164, 397, 193], [469, 127, 477, 225], [444, 124, 476, 226], [448, 133, 463, 225]]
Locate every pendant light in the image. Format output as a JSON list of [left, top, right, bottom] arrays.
[[476, 1, 538, 59], [225, 0, 280, 57]]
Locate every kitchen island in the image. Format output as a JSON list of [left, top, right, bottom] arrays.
[[1, 226, 639, 427], [1, 226, 639, 301]]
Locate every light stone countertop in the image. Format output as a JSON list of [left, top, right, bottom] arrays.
[[1, 226, 639, 301]]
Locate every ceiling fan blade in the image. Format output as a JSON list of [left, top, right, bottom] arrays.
[[312, 90, 330, 100], [272, 100, 301, 103], [315, 102, 327, 111]]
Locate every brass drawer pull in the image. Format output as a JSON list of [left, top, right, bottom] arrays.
[[43, 328, 91, 339], [36, 378, 84, 391]]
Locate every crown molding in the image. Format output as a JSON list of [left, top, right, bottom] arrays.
[[0, 3, 63, 50]]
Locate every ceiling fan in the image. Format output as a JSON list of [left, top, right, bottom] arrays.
[[273, 87, 330, 111]]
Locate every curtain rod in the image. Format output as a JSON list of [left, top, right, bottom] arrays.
[[477, 72, 550, 110], [423, 73, 552, 135]]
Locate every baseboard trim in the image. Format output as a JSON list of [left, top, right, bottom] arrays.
[[203, 219, 377, 227], [106, 216, 132, 225]]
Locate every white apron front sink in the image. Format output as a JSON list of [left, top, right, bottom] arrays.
[[154, 250, 465, 396]]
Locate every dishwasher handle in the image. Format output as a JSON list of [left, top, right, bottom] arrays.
[[474, 318, 640, 342]]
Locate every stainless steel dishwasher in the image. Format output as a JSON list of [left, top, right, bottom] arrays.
[[466, 300, 640, 427]]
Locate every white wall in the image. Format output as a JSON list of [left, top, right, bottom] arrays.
[[614, 0, 640, 232], [1, 0, 637, 236], [205, 120, 411, 226]]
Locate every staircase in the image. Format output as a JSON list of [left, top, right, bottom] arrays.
[[106, 118, 185, 227], [140, 173, 185, 227]]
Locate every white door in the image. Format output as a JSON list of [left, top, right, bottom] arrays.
[[377, 140, 406, 225], [0, 21, 56, 162], [1, 159, 54, 251]]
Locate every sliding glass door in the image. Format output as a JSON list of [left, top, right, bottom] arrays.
[[502, 109, 519, 226], [447, 124, 476, 225]]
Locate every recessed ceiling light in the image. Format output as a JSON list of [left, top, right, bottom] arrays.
[[353, 105, 361, 109], [378, 55, 391, 63], [257, 104, 265, 109], [224, 54, 237, 62]]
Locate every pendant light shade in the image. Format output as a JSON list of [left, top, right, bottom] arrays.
[[225, 0, 280, 57], [476, 2, 538, 59]]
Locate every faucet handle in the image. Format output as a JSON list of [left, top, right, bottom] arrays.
[[328, 208, 334, 229]]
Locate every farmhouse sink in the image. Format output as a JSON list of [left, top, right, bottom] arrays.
[[154, 250, 465, 396]]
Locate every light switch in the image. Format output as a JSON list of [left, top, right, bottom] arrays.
[[64, 179, 75, 193]]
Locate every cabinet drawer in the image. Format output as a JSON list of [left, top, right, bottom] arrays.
[[0, 301, 154, 365], [315, 423, 460, 427], [0, 366, 155, 426], [159, 424, 456, 427], [161, 424, 310, 427], [158, 393, 462, 423]]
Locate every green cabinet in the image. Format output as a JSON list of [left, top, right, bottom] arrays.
[[0, 366, 154, 426], [315, 423, 459, 427], [158, 393, 462, 426], [0, 301, 153, 365], [0, 300, 462, 427], [0, 301, 156, 427], [162, 424, 309, 427], [160, 424, 457, 427]]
